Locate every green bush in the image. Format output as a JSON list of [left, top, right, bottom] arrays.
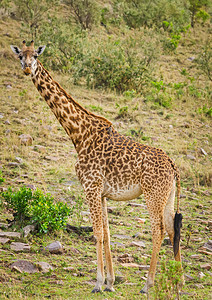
[[1, 187, 70, 233]]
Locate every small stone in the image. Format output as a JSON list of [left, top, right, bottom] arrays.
[[19, 134, 33, 146], [187, 154, 196, 160], [188, 57, 195, 61], [23, 225, 35, 237], [138, 265, 150, 270], [70, 247, 80, 254], [136, 218, 146, 224], [130, 241, 145, 248], [121, 263, 140, 268], [10, 242, 30, 252], [36, 262, 54, 273], [198, 272, 205, 279], [110, 241, 125, 248], [15, 157, 23, 163], [200, 263, 211, 270], [0, 223, 9, 229], [200, 148, 207, 156], [45, 156, 60, 162], [33, 145, 46, 152], [0, 231, 21, 239], [190, 254, 200, 259], [11, 260, 38, 273], [45, 241, 63, 254], [117, 253, 134, 263], [4, 120, 11, 125], [185, 274, 194, 281], [112, 234, 132, 240], [0, 237, 10, 244]]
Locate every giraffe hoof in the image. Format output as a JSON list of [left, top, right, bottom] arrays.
[[140, 289, 146, 294], [91, 288, 102, 293], [104, 287, 115, 292]]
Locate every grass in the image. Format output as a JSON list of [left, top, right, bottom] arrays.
[[0, 14, 212, 300]]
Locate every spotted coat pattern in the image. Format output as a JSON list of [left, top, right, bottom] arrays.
[[10, 41, 183, 294]]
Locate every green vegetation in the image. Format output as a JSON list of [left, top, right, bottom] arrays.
[[1, 187, 70, 233], [0, 0, 211, 299]]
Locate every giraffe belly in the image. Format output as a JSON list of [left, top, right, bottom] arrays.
[[103, 183, 142, 201]]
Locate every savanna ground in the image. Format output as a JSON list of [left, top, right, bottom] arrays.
[[0, 1, 212, 299]]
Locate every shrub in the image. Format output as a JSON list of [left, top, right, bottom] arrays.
[[63, 0, 100, 30], [1, 187, 70, 233]]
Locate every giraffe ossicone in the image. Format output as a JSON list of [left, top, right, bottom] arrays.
[[10, 41, 184, 294]]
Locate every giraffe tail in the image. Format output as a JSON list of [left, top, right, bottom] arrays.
[[173, 169, 182, 257]]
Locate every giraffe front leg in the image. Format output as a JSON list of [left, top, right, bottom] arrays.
[[86, 190, 105, 293], [102, 197, 115, 292]]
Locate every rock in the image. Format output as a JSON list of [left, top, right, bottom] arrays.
[[36, 262, 54, 273], [15, 157, 23, 163], [198, 249, 212, 255], [19, 134, 33, 146], [107, 206, 115, 213], [136, 218, 146, 224], [0, 237, 10, 244], [200, 263, 211, 270], [130, 241, 145, 248], [203, 240, 212, 252], [115, 275, 125, 284], [23, 225, 35, 237], [70, 247, 80, 254], [10, 242, 30, 252], [190, 254, 200, 259], [121, 263, 140, 268], [10, 260, 38, 273], [34, 145, 46, 152], [45, 156, 60, 162], [138, 265, 150, 270], [117, 253, 134, 263], [208, 221, 212, 228], [187, 154, 196, 160], [110, 241, 125, 248], [200, 148, 207, 156], [188, 56, 195, 61], [45, 241, 63, 254], [198, 272, 205, 279], [4, 120, 11, 125], [0, 223, 9, 229], [185, 274, 194, 281], [163, 237, 172, 245], [0, 231, 21, 239], [112, 234, 132, 240]]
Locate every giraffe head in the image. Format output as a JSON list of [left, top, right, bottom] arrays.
[[10, 40, 46, 76]]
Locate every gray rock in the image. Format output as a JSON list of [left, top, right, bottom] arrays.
[[7, 162, 19, 168], [130, 241, 145, 248], [15, 157, 23, 163], [0, 237, 10, 244], [23, 225, 35, 237], [36, 262, 54, 273], [45, 156, 60, 161], [45, 241, 63, 254], [187, 154, 196, 160], [19, 134, 33, 146], [138, 265, 150, 270], [0, 223, 9, 229], [110, 241, 125, 248], [200, 148, 207, 156], [200, 263, 211, 270], [0, 231, 21, 239], [112, 234, 132, 240], [10, 242, 30, 252], [34, 145, 46, 152], [185, 274, 194, 281], [10, 260, 38, 273]]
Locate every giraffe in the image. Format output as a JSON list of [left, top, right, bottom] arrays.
[[10, 41, 183, 294]]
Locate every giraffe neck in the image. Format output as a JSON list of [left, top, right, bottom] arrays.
[[31, 61, 112, 153]]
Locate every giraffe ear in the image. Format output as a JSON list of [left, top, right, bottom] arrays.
[[10, 45, 21, 56], [35, 45, 46, 56]]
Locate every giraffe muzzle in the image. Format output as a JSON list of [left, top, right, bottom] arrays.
[[23, 67, 31, 75]]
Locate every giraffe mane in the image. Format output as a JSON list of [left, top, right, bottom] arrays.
[[38, 61, 113, 127]]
